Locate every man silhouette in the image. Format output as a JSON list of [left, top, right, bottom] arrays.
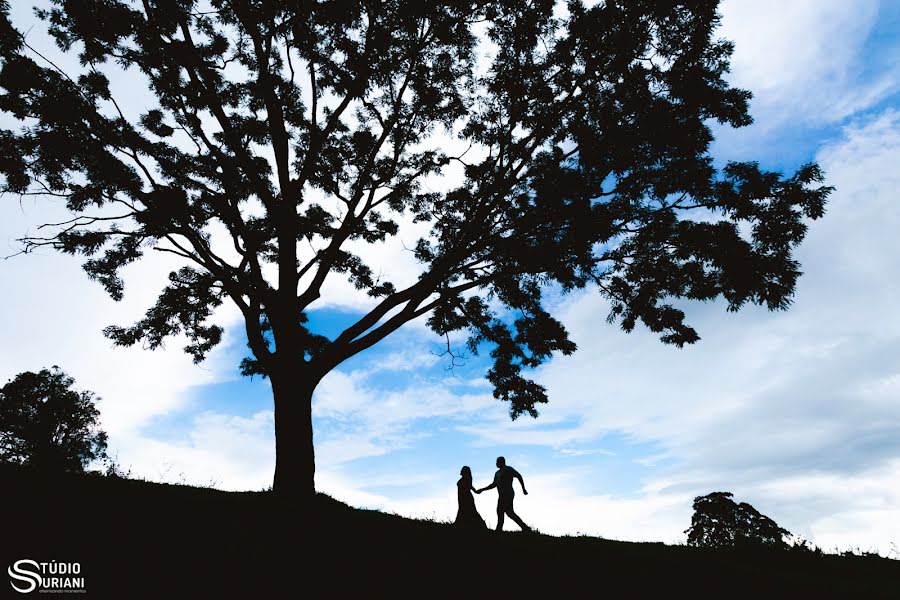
[[476, 456, 531, 532]]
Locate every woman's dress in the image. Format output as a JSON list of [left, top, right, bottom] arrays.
[[455, 477, 486, 529]]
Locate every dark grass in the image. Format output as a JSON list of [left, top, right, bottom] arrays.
[[2, 464, 898, 597]]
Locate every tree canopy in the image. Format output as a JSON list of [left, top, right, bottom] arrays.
[[686, 491, 791, 549], [0, 366, 108, 473], [0, 0, 831, 493]]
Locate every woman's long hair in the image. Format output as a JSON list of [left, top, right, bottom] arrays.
[[460, 465, 472, 481]]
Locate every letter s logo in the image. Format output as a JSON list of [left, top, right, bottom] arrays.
[[8, 560, 41, 594]]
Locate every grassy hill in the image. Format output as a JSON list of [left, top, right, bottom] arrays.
[[2, 464, 897, 597]]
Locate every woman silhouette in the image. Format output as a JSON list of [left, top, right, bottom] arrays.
[[455, 466, 486, 529]]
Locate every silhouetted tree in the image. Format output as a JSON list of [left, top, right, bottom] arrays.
[[0, 367, 108, 473], [686, 491, 791, 549], [0, 1, 832, 496]]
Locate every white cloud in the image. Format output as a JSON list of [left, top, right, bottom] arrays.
[[312, 366, 495, 466], [719, 0, 894, 127], [114, 410, 274, 491]]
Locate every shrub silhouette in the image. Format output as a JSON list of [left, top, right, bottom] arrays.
[[686, 491, 790, 549], [0, 367, 108, 472]]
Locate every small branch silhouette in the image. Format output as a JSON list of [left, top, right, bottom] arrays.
[[431, 332, 467, 372]]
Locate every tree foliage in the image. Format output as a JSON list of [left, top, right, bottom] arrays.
[[686, 491, 791, 549], [0, 0, 832, 492], [0, 367, 108, 473]]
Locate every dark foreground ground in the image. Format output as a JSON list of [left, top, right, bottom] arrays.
[[2, 465, 898, 598]]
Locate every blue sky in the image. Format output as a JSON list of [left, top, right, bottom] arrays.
[[2, 0, 900, 554]]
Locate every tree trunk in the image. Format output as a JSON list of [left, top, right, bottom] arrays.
[[271, 372, 316, 498]]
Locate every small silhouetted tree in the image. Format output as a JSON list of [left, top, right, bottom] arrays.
[[0, 367, 109, 473], [686, 491, 791, 549], [0, 1, 832, 496]]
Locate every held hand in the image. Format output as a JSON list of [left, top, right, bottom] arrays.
[[475, 488, 482, 494]]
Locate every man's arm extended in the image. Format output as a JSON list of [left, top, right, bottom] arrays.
[[477, 472, 499, 494], [476, 480, 496, 494]]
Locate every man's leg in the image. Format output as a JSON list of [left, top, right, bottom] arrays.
[[496, 498, 505, 531], [504, 497, 531, 532]]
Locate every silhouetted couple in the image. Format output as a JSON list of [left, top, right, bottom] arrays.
[[456, 456, 531, 532]]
